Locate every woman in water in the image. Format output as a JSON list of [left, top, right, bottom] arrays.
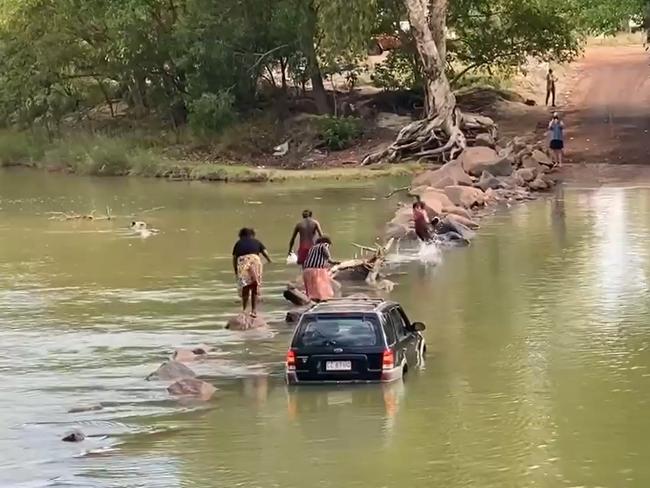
[[302, 236, 339, 302], [232, 228, 272, 317], [548, 112, 565, 167]]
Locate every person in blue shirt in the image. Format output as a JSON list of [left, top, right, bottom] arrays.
[[548, 112, 565, 167]]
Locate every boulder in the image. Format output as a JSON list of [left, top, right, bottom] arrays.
[[147, 360, 196, 381], [476, 171, 503, 191], [444, 185, 485, 209], [521, 155, 542, 171], [173, 347, 208, 363], [283, 287, 311, 306], [515, 167, 537, 183], [474, 133, 495, 148], [528, 175, 549, 191], [512, 136, 529, 153], [447, 214, 479, 231], [459, 146, 499, 176], [412, 160, 473, 188], [167, 378, 217, 400], [443, 205, 472, 220], [420, 189, 455, 213], [226, 313, 268, 331], [531, 149, 553, 168], [385, 222, 411, 240], [62, 430, 85, 442]]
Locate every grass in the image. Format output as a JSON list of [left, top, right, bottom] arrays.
[[0, 128, 417, 183]]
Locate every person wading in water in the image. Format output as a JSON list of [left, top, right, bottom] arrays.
[[302, 236, 339, 302], [413, 201, 434, 243], [232, 228, 272, 318], [288, 210, 323, 266], [546, 68, 557, 107]]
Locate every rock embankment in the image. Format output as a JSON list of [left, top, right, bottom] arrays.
[[386, 136, 557, 242]]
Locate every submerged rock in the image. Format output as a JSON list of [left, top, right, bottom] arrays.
[[62, 429, 85, 442], [226, 313, 268, 331], [173, 347, 208, 363], [147, 360, 196, 381], [167, 378, 217, 400], [68, 404, 103, 414], [283, 287, 311, 306]]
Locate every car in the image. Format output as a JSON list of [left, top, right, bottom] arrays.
[[285, 297, 426, 385]]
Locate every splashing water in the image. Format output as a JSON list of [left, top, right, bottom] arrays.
[[417, 241, 442, 265]]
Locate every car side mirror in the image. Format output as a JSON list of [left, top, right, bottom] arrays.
[[412, 322, 426, 332]]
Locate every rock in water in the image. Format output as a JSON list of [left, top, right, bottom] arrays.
[[226, 313, 268, 331], [173, 347, 208, 363], [147, 360, 196, 381], [167, 378, 217, 400], [62, 429, 85, 442], [528, 175, 549, 191], [444, 186, 486, 209], [477, 171, 502, 191], [283, 287, 311, 306], [68, 404, 103, 414]]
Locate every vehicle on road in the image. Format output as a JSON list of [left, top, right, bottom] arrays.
[[285, 297, 426, 385]]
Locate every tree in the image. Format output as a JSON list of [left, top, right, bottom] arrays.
[[364, 0, 495, 164]]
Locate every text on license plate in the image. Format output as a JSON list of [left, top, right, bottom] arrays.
[[326, 361, 352, 371]]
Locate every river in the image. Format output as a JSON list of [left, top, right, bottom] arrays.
[[1, 169, 649, 488]]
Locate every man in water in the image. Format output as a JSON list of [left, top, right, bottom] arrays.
[[546, 68, 557, 107], [413, 201, 433, 243], [288, 210, 323, 265]]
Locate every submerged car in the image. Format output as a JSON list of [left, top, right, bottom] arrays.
[[285, 297, 426, 385]]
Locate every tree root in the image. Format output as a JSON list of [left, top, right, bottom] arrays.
[[362, 110, 496, 165]]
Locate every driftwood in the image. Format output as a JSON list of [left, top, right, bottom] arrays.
[[47, 207, 113, 221], [331, 238, 394, 285]]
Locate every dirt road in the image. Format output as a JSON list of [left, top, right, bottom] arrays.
[[563, 46, 650, 166]]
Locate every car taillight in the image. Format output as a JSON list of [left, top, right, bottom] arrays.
[[286, 349, 296, 370], [382, 349, 394, 370]]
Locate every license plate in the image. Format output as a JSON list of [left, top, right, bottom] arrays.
[[326, 361, 352, 371]]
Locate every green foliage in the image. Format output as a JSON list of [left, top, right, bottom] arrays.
[[0, 131, 47, 166], [372, 51, 422, 91], [189, 92, 236, 135], [317, 116, 363, 151]]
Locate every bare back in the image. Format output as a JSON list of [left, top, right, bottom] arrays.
[[296, 218, 321, 244]]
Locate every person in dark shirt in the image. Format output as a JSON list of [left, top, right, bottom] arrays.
[[232, 228, 271, 317]]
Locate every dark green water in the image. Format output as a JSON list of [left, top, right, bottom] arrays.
[[1, 170, 649, 488]]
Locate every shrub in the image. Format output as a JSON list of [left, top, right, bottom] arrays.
[[127, 148, 169, 177], [372, 51, 422, 91], [317, 116, 363, 151], [0, 130, 47, 166], [189, 91, 236, 135]]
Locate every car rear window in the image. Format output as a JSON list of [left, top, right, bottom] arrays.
[[294, 315, 381, 348]]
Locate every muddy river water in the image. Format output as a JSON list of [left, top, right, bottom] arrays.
[[1, 170, 649, 488]]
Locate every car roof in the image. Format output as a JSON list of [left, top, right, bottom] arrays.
[[304, 297, 396, 315]]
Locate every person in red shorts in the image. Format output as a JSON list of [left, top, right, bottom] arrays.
[[288, 210, 323, 265]]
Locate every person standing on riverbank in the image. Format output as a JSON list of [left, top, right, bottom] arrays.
[[548, 112, 565, 167], [546, 68, 557, 107], [232, 228, 272, 317], [302, 236, 338, 302], [288, 210, 323, 265]]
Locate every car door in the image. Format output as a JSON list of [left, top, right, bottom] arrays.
[[389, 307, 419, 367], [387, 307, 411, 368]]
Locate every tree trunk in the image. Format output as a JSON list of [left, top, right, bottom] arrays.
[[304, 3, 330, 114], [429, 0, 447, 70], [363, 0, 472, 164]]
